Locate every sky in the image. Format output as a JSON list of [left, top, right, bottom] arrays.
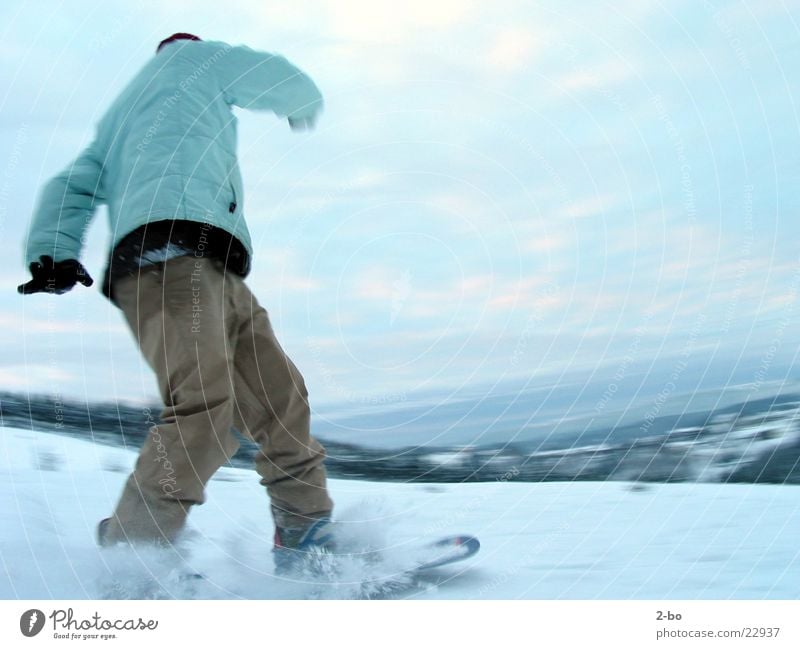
[[1, 0, 799, 418]]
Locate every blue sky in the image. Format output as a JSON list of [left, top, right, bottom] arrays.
[[1, 0, 799, 416]]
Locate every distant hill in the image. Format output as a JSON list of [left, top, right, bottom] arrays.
[[2, 388, 799, 484]]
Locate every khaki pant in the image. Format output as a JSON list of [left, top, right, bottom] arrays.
[[102, 255, 333, 545]]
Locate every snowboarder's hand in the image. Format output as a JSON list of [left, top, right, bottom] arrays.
[[288, 115, 317, 131], [17, 255, 94, 295]]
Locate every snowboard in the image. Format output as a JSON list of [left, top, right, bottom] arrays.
[[408, 534, 481, 571], [319, 534, 482, 599]]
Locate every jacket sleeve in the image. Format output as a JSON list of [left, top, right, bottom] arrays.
[[214, 44, 323, 122], [24, 143, 105, 266]]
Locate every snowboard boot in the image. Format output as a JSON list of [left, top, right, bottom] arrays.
[[272, 517, 337, 576]]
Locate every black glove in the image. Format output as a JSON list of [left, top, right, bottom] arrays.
[[17, 255, 94, 295]]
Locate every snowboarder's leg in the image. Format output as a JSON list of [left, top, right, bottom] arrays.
[[228, 280, 333, 530], [102, 256, 240, 546]]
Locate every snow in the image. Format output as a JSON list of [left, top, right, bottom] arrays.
[[1, 425, 798, 599]]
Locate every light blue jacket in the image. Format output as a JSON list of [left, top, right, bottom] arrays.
[[24, 39, 323, 269]]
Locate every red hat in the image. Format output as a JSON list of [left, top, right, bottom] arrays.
[[157, 33, 202, 53]]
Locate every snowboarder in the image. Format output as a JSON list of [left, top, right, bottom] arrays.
[[18, 33, 335, 568]]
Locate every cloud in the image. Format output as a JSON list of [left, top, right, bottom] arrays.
[[317, 0, 478, 43], [485, 27, 546, 73], [556, 193, 620, 219], [346, 265, 563, 326], [238, 0, 479, 49], [555, 58, 637, 94], [353, 266, 399, 302], [523, 231, 571, 254], [459, 274, 493, 296], [488, 277, 562, 312], [0, 313, 124, 335], [277, 273, 321, 292], [428, 192, 504, 233], [0, 364, 76, 391]]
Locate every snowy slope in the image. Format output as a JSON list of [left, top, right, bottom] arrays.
[[0, 425, 798, 599]]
